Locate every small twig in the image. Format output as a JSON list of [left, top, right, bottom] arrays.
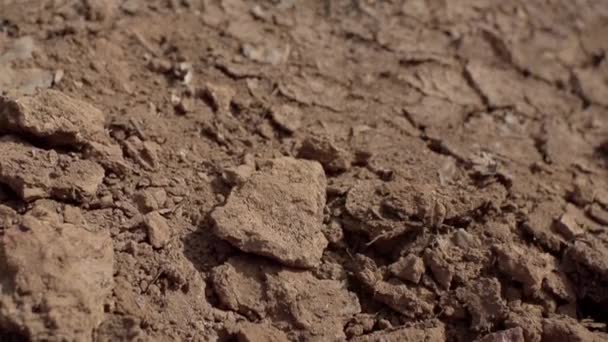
[[144, 268, 163, 293]]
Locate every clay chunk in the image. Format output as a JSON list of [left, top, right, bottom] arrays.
[[212, 257, 360, 340], [0, 89, 126, 172], [211, 157, 328, 268], [0, 207, 114, 341], [0, 138, 104, 202]]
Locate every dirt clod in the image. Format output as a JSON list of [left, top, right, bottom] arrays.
[[298, 134, 351, 173], [0, 205, 113, 341], [0, 90, 126, 172], [270, 104, 302, 133], [389, 254, 425, 284], [212, 257, 360, 340], [143, 211, 172, 248], [0, 138, 104, 202], [212, 157, 327, 268]]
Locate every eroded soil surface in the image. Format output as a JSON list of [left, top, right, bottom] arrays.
[[1, 0, 608, 341]]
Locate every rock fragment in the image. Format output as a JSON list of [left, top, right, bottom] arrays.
[[211, 157, 328, 268], [270, 104, 302, 133], [555, 208, 584, 240], [144, 211, 172, 248], [298, 134, 351, 173], [211, 257, 360, 340], [0, 205, 114, 341], [0, 138, 104, 202], [222, 164, 254, 186], [134, 187, 167, 213], [389, 254, 425, 284], [0, 90, 126, 172]]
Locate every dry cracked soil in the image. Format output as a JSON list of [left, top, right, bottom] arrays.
[[0, 0, 608, 341]]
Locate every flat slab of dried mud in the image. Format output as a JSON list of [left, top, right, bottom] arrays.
[[1, 1, 608, 341]]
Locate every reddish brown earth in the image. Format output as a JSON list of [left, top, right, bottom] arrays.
[[0, 0, 608, 341]]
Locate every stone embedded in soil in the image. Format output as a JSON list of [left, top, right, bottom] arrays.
[[270, 104, 302, 133], [144, 211, 172, 248], [211, 157, 328, 268], [476, 327, 524, 342], [298, 134, 352, 173], [0, 89, 126, 172], [351, 321, 446, 342], [211, 257, 360, 340], [0, 205, 113, 341], [0, 138, 105, 202]]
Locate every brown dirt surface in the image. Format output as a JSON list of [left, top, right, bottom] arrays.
[[0, 0, 607, 341]]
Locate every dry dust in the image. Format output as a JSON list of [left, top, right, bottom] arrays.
[[0, 0, 608, 341]]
